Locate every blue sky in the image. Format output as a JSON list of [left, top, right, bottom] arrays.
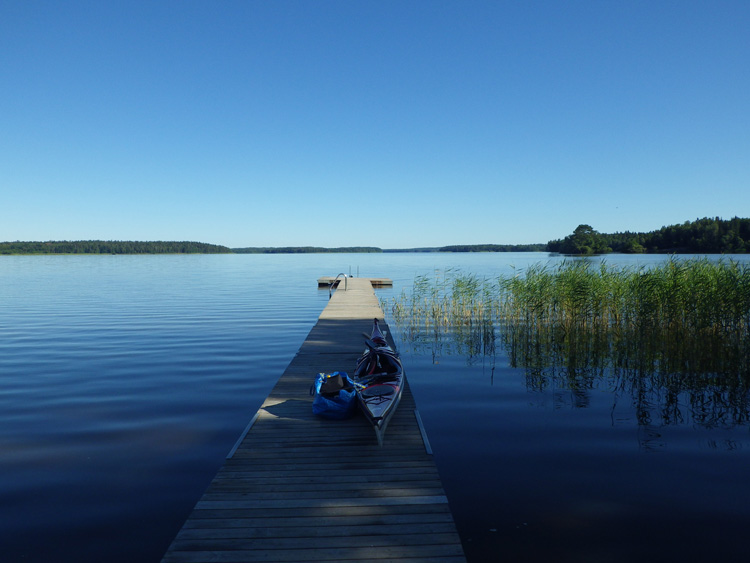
[[2, 1, 748, 248]]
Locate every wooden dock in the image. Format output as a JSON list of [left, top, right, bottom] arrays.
[[161, 277, 466, 563], [317, 276, 393, 288]]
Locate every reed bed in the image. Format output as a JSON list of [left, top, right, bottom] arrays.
[[389, 269, 498, 363], [387, 258, 750, 377]]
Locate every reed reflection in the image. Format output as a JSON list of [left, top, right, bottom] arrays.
[[387, 259, 750, 432]]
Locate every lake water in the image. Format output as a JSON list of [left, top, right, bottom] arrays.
[[1, 252, 748, 562]]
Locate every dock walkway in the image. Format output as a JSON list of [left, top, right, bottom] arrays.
[[161, 277, 466, 562]]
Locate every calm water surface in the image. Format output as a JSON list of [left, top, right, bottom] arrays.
[[1, 253, 748, 562]]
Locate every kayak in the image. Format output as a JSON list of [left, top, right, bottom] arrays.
[[353, 318, 405, 446]]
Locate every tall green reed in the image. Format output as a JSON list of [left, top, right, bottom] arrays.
[[385, 258, 750, 428], [387, 258, 750, 377]]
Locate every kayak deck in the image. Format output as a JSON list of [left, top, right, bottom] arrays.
[[354, 321, 406, 446]]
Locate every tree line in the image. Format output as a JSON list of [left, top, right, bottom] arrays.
[[3, 218, 747, 255], [548, 217, 750, 255], [232, 246, 382, 254], [440, 243, 547, 252], [0, 241, 233, 255]]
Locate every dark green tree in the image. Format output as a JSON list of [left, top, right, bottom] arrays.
[[555, 225, 611, 255]]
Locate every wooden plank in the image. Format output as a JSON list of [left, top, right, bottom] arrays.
[[206, 479, 446, 492], [181, 512, 458, 529], [186, 503, 455, 520], [175, 521, 462, 540], [161, 277, 466, 563], [167, 533, 464, 551], [163, 547, 466, 563]]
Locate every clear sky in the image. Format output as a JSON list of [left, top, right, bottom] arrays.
[[2, 1, 748, 249]]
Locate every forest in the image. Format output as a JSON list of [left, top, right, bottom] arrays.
[[440, 243, 547, 252], [2, 218, 747, 255], [232, 246, 382, 253], [0, 241, 233, 255], [548, 217, 750, 255]]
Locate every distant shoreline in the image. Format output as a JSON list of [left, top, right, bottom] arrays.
[[1, 241, 547, 255], [2, 218, 749, 255], [233, 244, 547, 254]]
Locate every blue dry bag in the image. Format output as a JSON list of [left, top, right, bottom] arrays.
[[311, 371, 356, 420]]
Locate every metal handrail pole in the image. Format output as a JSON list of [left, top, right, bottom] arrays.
[[329, 273, 348, 298]]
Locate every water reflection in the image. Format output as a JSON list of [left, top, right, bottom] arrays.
[[394, 316, 750, 435], [386, 259, 750, 562]]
